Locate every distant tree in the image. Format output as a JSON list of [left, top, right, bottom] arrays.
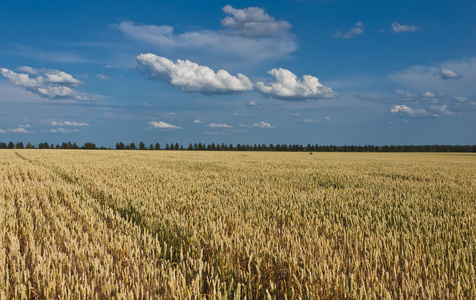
[[187, 143, 193, 150], [0, 142, 7, 149], [82, 142, 97, 149], [26, 142, 34, 149], [129, 143, 136, 150], [149, 144, 154, 150], [116, 142, 125, 150], [165, 143, 169, 150], [154, 143, 160, 150], [16, 142, 24, 149], [175, 143, 179, 150], [139, 141, 146, 150], [8, 141, 15, 149]]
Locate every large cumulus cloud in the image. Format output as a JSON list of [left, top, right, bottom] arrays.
[[137, 53, 336, 101], [136, 53, 253, 94], [0, 67, 99, 101]]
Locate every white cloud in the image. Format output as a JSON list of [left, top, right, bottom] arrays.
[[0, 67, 99, 101], [395, 89, 417, 99], [0, 129, 6, 134], [208, 123, 232, 128], [221, 5, 291, 38], [16, 66, 38, 75], [252, 121, 274, 128], [46, 128, 80, 133], [148, 121, 181, 129], [430, 105, 454, 115], [136, 53, 253, 94], [8, 127, 31, 133], [51, 121, 89, 127], [391, 22, 418, 33], [255, 68, 336, 100], [205, 131, 226, 135], [388, 57, 476, 99], [193, 119, 202, 123], [394, 89, 442, 102], [97, 74, 110, 80], [422, 91, 436, 98], [246, 100, 266, 109], [439, 68, 461, 80], [334, 22, 365, 38], [390, 105, 435, 117], [303, 116, 331, 123], [117, 11, 296, 64], [43, 70, 82, 85]]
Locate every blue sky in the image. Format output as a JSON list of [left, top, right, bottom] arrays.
[[1, 0, 475, 147]]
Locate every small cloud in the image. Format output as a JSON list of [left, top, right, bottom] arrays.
[[246, 100, 265, 109], [163, 112, 176, 118], [16, 66, 38, 75], [252, 121, 274, 128], [221, 5, 292, 38], [334, 22, 365, 38], [394, 89, 442, 103], [0, 67, 100, 101], [439, 68, 461, 80], [193, 119, 202, 123], [395, 89, 417, 99], [8, 127, 31, 133], [205, 131, 226, 135], [136, 53, 253, 95], [390, 104, 434, 117], [255, 68, 336, 100], [208, 123, 232, 128], [46, 128, 80, 133], [51, 121, 89, 127], [303, 116, 331, 123], [148, 121, 181, 129], [422, 91, 436, 98], [0, 129, 6, 134], [97, 73, 110, 80], [430, 105, 454, 115], [391, 22, 418, 33], [290, 113, 301, 117]]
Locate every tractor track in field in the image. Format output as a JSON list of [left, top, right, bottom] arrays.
[[14, 151, 146, 233]]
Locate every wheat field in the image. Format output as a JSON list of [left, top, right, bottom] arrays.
[[1, 150, 475, 299]]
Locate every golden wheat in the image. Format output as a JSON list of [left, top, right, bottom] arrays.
[[1, 150, 475, 298]]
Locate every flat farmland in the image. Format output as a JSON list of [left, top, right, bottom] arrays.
[[1, 150, 475, 299]]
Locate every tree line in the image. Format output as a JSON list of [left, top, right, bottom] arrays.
[[1, 141, 475, 152]]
